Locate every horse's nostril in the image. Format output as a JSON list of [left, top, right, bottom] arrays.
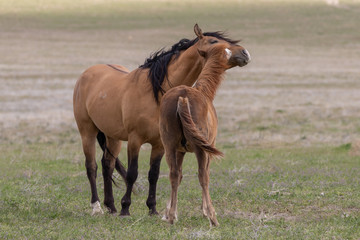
[[242, 49, 248, 57], [241, 49, 251, 62]]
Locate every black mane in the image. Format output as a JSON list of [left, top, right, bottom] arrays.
[[140, 31, 239, 103]]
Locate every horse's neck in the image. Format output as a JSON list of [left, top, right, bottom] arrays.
[[163, 46, 204, 90], [194, 58, 226, 101]]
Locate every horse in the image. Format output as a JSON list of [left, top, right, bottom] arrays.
[[159, 28, 250, 226], [73, 24, 250, 216]]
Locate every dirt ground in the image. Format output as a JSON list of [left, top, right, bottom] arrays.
[[1, 1, 360, 148]]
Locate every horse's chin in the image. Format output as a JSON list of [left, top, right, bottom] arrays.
[[238, 61, 249, 67]]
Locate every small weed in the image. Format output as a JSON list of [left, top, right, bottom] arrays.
[[335, 143, 352, 152]]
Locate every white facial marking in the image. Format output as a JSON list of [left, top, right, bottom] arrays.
[[225, 48, 232, 60]]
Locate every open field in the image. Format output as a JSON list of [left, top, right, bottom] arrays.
[[1, 0, 360, 239], [1, 142, 359, 239]]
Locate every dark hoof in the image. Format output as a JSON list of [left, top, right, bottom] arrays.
[[104, 203, 117, 214], [149, 209, 159, 216], [120, 209, 130, 216]]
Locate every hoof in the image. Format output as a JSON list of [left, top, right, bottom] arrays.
[[91, 201, 104, 216], [120, 209, 130, 216], [161, 214, 177, 224], [209, 216, 219, 227], [161, 215, 173, 224], [104, 203, 117, 214], [149, 209, 159, 216]]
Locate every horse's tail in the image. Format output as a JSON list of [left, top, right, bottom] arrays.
[[177, 96, 224, 159], [97, 131, 127, 185]]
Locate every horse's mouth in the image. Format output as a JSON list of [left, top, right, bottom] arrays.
[[238, 49, 251, 67], [237, 58, 250, 67]]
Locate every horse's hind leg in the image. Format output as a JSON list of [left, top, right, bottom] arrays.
[[79, 124, 103, 215], [163, 150, 184, 224], [196, 150, 219, 226], [101, 137, 121, 213], [146, 143, 164, 215]]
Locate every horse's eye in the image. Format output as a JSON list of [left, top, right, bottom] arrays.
[[209, 39, 218, 44]]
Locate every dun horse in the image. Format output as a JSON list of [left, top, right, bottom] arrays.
[[160, 28, 250, 226], [73, 24, 250, 216]]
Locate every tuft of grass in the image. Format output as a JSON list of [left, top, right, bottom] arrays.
[[335, 143, 352, 152]]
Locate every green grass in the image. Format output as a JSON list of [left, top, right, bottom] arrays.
[[1, 141, 359, 239]]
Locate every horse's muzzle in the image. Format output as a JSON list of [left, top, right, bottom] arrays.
[[229, 48, 251, 67]]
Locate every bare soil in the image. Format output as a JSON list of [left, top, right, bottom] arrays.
[[1, 23, 359, 148]]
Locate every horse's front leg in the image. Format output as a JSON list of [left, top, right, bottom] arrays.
[[146, 144, 164, 215], [120, 136, 142, 216]]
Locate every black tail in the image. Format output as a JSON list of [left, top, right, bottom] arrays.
[[96, 130, 107, 151], [97, 131, 127, 186]]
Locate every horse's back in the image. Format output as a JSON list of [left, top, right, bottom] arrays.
[[75, 64, 129, 90]]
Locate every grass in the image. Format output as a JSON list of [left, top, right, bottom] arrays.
[[1, 0, 360, 239], [0, 141, 359, 239]]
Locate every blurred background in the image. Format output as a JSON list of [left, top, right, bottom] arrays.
[[1, 0, 360, 148]]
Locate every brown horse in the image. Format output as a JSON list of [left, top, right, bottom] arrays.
[[159, 28, 250, 226], [73, 24, 250, 216]]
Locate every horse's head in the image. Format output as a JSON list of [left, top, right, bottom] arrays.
[[194, 24, 251, 69]]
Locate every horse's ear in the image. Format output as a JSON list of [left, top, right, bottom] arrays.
[[194, 24, 203, 39]]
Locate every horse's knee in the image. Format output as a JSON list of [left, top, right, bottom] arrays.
[[169, 169, 178, 179], [170, 168, 181, 179], [169, 169, 181, 188]]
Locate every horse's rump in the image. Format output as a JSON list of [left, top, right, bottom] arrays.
[[176, 96, 223, 158]]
